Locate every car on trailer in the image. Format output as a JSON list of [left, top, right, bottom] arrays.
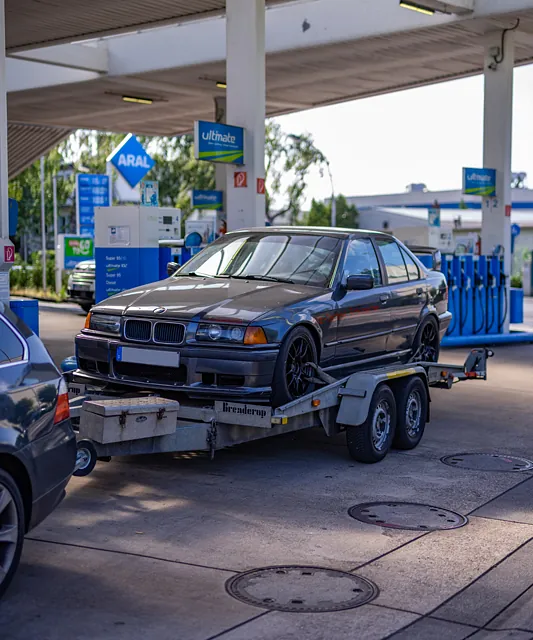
[[0, 305, 76, 598], [73, 227, 451, 408]]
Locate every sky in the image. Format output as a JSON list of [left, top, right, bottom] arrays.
[[275, 63, 533, 204]]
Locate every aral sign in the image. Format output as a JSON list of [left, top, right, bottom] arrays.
[[194, 121, 244, 165], [108, 134, 155, 188], [463, 167, 496, 197]]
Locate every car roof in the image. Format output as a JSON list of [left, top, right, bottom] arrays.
[[225, 226, 393, 240]]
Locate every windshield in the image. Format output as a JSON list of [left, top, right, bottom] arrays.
[[175, 233, 342, 287]]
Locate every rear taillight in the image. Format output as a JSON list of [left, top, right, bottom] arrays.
[[54, 377, 70, 424]]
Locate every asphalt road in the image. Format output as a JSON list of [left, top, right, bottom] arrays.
[[3, 306, 533, 639], [38, 303, 86, 366]]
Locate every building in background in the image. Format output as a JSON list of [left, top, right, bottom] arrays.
[[343, 183, 533, 276]]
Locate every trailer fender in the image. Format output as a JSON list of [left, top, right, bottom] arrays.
[[336, 374, 380, 427]]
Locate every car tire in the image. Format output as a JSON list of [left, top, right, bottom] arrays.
[[393, 376, 428, 450], [346, 384, 396, 464], [411, 316, 440, 363], [74, 440, 98, 477], [271, 326, 318, 408], [0, 468, 25, 599]]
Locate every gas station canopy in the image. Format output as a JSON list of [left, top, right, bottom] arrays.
[[8, 0, 533, 138], [6, 0, 288, 51]]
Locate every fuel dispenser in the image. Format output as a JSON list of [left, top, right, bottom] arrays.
[[473, 256, 487, 335], [440, 250, 511, 342], [94, 205, 181, 303], [459, 255, 474, 337]]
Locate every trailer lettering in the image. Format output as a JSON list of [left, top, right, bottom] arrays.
[[221, 402, 268, 419]]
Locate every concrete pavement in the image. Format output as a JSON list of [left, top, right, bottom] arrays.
[[2, 312, 533, 639]]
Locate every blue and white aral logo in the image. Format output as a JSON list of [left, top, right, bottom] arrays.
[[463, 167, 496, 197], [108, 134, 155, 188]]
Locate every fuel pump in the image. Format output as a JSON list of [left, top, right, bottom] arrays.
[[497, 255, 509, 333], [473, 256, 487, 335], [444, 255, 459, 337], [459, 255, 474, 336], [485, 256, 500, 336]]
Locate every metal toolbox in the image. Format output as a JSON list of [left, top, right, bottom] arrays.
[[79, 397, 180, 444]]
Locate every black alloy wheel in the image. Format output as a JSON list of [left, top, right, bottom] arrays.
[[271, 326, 318, 408], [412, 317, 440, 363], [286, 335, 315, 399]]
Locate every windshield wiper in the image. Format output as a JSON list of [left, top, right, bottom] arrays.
[[231, 275, 295, 284]]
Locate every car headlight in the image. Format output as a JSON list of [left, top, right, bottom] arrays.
[[86, 313, 122, 335], [196, 323, 246, 343], [196, 323, 268, 345]]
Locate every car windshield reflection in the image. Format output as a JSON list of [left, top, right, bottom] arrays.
[[175, 233, 342, 288]]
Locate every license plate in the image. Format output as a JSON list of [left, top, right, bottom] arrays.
[[116, 346, 180, 367], [72, 283, 91, 291], [68, 383, 86, 399]]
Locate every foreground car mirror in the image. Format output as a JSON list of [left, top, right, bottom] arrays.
[[167, 262, 180, 277], [346, 275, 374, 291]]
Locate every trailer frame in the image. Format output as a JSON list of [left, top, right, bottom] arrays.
[[70, 348, 492, 476]]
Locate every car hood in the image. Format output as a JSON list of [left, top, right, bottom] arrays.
[[92, 277, 322, 323]]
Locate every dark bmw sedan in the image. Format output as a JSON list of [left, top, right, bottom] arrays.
[[0, 304, 76, 597], [74, 228, 450, 407]]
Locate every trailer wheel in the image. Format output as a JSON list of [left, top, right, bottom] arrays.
[[74, 440, 98, 477], [393, 376, 428, 450], [346, 384, 396, 464]]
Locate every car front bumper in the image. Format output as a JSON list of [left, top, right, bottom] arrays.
[[74, 334, 279, 401], [16, 419, 77, 531]]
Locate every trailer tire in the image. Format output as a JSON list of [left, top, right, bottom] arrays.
[[393, 376, 428, 450], [346, 384, 396, 464], [74, 440, 98, 477]]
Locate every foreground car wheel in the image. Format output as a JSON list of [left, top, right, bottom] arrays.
[[0, 469, 25, 598], [271, 327, 318, 407], [411, 317, 440, 363], [346, 384, 396, 464]]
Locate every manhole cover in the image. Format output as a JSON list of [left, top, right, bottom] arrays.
[[225, 566, 378, 613], [348, 501, 468, 531], [441, 453, 533, 473]]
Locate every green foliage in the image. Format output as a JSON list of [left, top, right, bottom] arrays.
[[265, 122, 329, 224], [10, 122, 329, 247], [301, 195, 358, 228], [511, 274, 523, 289]]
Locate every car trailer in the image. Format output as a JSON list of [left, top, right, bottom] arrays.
[[69, 349, 492, 477]]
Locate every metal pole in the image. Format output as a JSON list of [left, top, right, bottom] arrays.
[[0, 0, 8, 241], [40, 156, 47, 291], [53, 174, 61, 293]]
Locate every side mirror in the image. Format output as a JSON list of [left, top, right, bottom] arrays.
[[167, 262, 180, 277], [346, 274, 374, 291]]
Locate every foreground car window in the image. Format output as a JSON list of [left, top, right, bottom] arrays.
[[176, 234, 342, 287], [0, 317, 25, 365]]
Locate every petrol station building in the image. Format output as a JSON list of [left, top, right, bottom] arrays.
[[3, 0, 533, 329]]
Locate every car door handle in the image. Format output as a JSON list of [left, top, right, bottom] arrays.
[[416, 287, 424, 296], [380, 294, 389, 303]]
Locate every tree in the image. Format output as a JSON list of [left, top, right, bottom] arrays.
[[300, 195, 359, 228], [265, 122, 329, 224]]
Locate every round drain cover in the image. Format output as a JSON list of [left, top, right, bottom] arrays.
[[226, 566, 378, 613], [441, 453, 533, 473], [348, 501, 468, 531]]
